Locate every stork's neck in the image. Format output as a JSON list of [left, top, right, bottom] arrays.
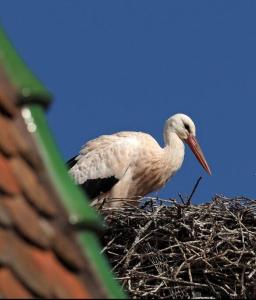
[[163, 131, 185, 173]]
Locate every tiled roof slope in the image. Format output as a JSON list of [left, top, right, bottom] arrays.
[[0, 66, 107, 298]]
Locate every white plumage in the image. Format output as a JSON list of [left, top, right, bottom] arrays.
[[68, 113, 211, 208]]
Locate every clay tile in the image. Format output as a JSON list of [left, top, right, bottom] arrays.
[[10, 157, 57, 216], [0, 229, 90, 298], [2, 195, 54, 249], [0, 115, 18, 156], [0, 153, 20, 194], [0, 229, 52, 298], [0, 268, 32, 298], [0, 228, 12, 264], [0, 196, 13, 227], [53, 228, 86, 271], [0, 67, 18, 116], [31, 250, 90, 299], [13, 115, 43, 170], [0, 93, 17, 116]]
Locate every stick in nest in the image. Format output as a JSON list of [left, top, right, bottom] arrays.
[[178, 176, 202, 206]]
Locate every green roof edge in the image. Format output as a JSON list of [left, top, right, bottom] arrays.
[[30, 105, 126, 299], [0, 26, 52, 108], [0, 26, 126, 299], [28, 105, 102, 227]]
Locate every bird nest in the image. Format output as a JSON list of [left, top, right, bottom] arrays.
[[99, 196, 256, 299]]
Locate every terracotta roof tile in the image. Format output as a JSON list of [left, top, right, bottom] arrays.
[[31, 250, 90, 299], [0, 68, 18, 116], [13, 115, 43, 169], [0, 228, 12, 264], [0, 229, 52, 297], [0, 115, 18, 156], [0, 64, 109, 298], [2, 195, 54, 248], [10, 157, 57, 217], [0, 268, 32, 298], [0, 90, 17, 116], [0, 229, 89, 298], [53, 229, 86, 270], [0, 153, 20, 194], [0, 197, 13, 227]]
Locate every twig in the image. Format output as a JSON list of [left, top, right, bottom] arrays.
[[178, 193, 186, 205], [187, 176, 202, 205]]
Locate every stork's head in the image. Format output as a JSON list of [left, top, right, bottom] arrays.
[[166, 113, 211, 175]]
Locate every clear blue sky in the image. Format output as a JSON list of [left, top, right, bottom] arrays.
[[1, 1, 256, 203]]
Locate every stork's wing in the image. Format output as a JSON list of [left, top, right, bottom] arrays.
[[68, 132, 139, 199], [66, 156, 77, 169]]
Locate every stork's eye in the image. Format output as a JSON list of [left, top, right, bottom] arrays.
[[184, 123, 190, 132]]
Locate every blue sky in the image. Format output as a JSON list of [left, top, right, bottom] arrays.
[[1, 1, 256, 203]]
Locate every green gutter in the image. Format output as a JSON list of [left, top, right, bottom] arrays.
[[0, 25, 100, 227], [28, 105, 102, 228], [29, 105, 126, 299], [0, 26, 126, 299], [0, 27, 51, 107]]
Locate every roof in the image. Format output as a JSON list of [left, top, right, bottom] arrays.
[[0, 27, 126, 299]]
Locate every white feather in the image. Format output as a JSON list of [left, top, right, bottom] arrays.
[[69, 132, 140, 184]]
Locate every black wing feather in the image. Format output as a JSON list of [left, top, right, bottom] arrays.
[[66, 156, 78, 168], [67, 156, 119, 199], [81, 176, 119, 199]]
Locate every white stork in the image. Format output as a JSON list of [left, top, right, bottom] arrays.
[[68, 113, 211, 208]]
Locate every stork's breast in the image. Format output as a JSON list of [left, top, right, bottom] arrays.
[[131, 157, 169, 196]]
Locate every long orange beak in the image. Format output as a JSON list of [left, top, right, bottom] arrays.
[[186, 134, 211, 175]]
